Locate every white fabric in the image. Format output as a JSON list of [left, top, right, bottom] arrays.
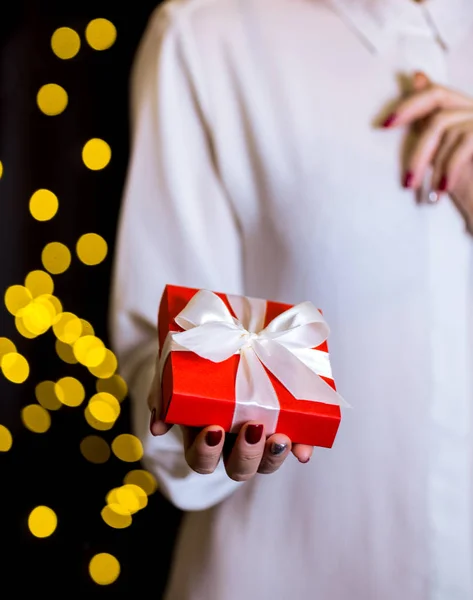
[[110, 1, 473, 598]]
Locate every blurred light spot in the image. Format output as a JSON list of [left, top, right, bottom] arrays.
[[80, 319, 95, 336], [1, 352, 29, 383], [73, 335, 106, 367], [24, 270, 54, 297], [42, 242, 71, 275], [0, 160, 3, 179], [29, 189, 59, 221], [76, 233, 108, 266], [44, 294, 62, 316], [35, 381, 62, 411], [80, 435, 110, 464], [0, 338, 16, 361], [88, 392, 120, 424], [82, 138, 111, 170], [5, 285, 32, 316], [122, 484, 147, 510], [124, 469, 158, 496], [89, 553, 120, 586], [55, 340, 78, 364], [96, 374, 127, 402], [51, 27, 80, 59], [89, 349, 117, 379], [84, 406, 114, 431], [55, 377, 85, 407], [34, 294, 60, 320], [28, 506, 57, 538], [112, 434, 143, 463], [53, 312, 82, 344], [36, 84, 68, 116], [21, 405, 50, 433], [20, 300, 53, 335], [0, 424, 13, 452], [85, 18, 117, 51], [101, 505, 131, 529], [115, 485, 141, 513], [15, 315, 37, 339]]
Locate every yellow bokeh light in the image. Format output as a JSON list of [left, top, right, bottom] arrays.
[[76, 233, 108, 266], [20, 300, 53, 335], [124, 469, 158, 496], [55, 339, 78, 364], [0, 160, 3, 179], [42, 242, 71, 275], [29, 190, 59, 222], [0, 338, 16, 361], [5, 285, 32, 316], [88, 349, 117, 379], [82, 138, 111, 171], [43, 294, 62, 316], [37, 84, 68, 116], [101, 505, 132, 529], [111, 434, 143, 463], [88, 392, 120, 424], [73, 335, 106, 367], [89, 553, 120, 586], [0, 424, 13, 452], [28, 506, 57, 538], [115, 486, 140, 513], [85, 18, 117, 51], [35, 381, 62, 411], [15, 315, 38, 339], [55, 377, 85, 407], [24, 270, 54, 297], [84, 406, 114, 431], [80, 435, 110, 464], [96, 374, 127, 402], [51, 27, 80, 60], [53, 312, 82, 344], [21, 404, 51, 433], [1, 352, 29, 384], [80, 319, 95, 336]]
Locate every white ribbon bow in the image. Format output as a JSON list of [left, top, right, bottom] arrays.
[[159, 290, 348, 434]]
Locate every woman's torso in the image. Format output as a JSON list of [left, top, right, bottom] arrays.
[[164, 1, 473, 598]]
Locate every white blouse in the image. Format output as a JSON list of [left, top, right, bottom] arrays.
[[110, 1, 473, 598]]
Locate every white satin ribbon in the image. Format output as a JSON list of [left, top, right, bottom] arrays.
[[159, 290, 349, 434]]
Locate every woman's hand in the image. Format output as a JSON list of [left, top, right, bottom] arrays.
[[148, 371, 312, 482], [383, 72, 473, 231]]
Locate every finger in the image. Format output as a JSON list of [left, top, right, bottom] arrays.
[[257, 433, 291, 474], [184, 426, 225, 475], [225, 422, 265, 482], [413, 71, 430, 92], [440, 129, 473, 192], [292, 443, 313, 464], [431, 124, 465, 189], [385, 85, 473, 128], [148, 371, 172, 436], [404, 110, 473, 189]]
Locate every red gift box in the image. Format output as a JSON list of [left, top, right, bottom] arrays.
[[158, 284, 344, 448]]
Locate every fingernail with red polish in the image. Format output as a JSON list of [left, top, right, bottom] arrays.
[[149, 408, 156, 434], [245, 424, 263, 445], [300, 457, 311, 464], [382, 113, 397, 128], [403, 171, 414, 188], [206, 430, 223, 447], [438, 175, 448, 192]]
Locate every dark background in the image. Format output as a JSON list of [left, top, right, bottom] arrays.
[[0, 1, 182, 594]]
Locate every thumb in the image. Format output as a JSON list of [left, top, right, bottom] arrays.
[[148, 369, 172, 436], [413, 70, 431, 92]]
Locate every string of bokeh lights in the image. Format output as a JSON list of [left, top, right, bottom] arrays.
[[0, 19, 159, 587]]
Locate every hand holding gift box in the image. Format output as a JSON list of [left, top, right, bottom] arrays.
[[150, 285, 349, 478]]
